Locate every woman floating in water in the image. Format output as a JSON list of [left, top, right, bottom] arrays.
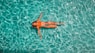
[[32, 12, 64, 39]]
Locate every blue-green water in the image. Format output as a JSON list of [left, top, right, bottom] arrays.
[[0, 0, 95, 53]]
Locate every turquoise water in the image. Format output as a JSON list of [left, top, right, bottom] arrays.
[[0, 0, 95, 53]]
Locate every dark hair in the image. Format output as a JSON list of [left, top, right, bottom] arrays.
[[32, 21, 37, 27]]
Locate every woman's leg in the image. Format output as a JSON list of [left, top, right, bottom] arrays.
[[44, 25, 57, 28], [43, 22, 57, 28]]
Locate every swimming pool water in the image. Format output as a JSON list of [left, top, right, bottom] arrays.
[[0, 0, 95, 53]]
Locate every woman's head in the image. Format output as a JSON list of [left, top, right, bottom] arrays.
[[32, 21, 37, 27]]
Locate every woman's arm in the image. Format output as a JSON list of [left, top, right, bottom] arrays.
[[37, 27, 42, 39], [37, 12, 43, 21]]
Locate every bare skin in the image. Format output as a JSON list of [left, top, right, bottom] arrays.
[[32, 12, 64, 39]]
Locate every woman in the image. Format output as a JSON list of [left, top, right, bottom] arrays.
[[32, 12, 64, 39]]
